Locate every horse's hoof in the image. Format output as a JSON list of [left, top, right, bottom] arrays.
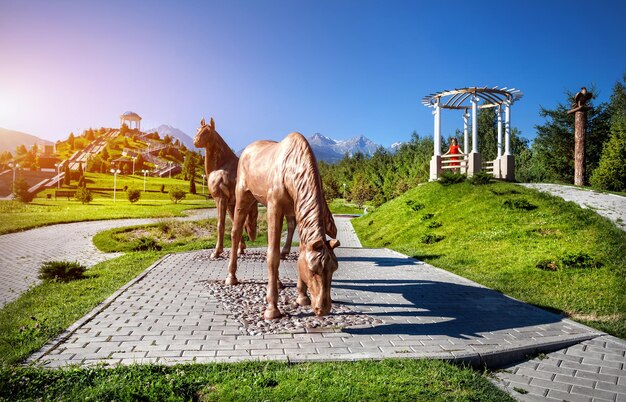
[[225, 276, 238, 286], [296, 295, 311, 306], [211, 250, 222, 259], [263, 308, 282, 320], [277, 280, 284, 290], [237, 249, 245, 256]]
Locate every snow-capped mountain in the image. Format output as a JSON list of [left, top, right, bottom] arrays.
[[144, 125, 195, 150], [307, 133, 388, 162]]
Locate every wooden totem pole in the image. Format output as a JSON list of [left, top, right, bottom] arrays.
[[567, 87, 592, 186]]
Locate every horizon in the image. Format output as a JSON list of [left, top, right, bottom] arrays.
[[1, 0, 625, 151]]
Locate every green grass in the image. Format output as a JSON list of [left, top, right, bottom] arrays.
[[0, 253, 162, 366], [352, 181, 626, 338], [0, 173, 213, 235], [328, 198, 372, 214], [0, 359, 512, 401]]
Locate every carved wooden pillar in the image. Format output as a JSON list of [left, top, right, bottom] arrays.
[[573, 109, 588, 186]]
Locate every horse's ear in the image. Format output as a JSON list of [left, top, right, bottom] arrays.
[[210, 117, 215, 130], [307, 239, 324, 252], [200, 117, 205, 126], [328, 239, 340, 250]]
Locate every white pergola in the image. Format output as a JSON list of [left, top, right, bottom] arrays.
[[120, 111, 142, 131], [422, 86, 523, 181]]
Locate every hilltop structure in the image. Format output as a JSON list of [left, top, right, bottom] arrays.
[[120, 111, 142, 131], [422, 86, 523, 181]]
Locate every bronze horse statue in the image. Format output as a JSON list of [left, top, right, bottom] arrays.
[[227, 132, 340, 320], [193, 117, 258, 258]]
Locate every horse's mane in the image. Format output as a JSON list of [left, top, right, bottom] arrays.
[[200, 127, 237, 170], [281, 134, 330, 244]]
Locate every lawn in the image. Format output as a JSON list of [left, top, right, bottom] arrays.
[[0, 359, 512, 401], [352, 180, 626, 338], [0, 173, 213, 234]]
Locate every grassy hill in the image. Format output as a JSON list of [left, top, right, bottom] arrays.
[[352, 180, 626, 338]]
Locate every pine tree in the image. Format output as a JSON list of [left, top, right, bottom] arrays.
[[63, 163, 71, 185]]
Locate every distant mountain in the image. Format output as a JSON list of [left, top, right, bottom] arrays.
[[144, 125, 195, 150], [307, 133, 390, 163], [0, 127, 53, 154]]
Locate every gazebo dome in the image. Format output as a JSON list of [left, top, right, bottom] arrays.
[[122, 111, 140, 117], [120, 111, 142, 131]]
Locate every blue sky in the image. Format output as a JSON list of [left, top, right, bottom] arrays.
[[1, 0, 625, 152]]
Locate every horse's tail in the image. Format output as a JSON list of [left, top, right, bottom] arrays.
[[244, 202, 258, 242]]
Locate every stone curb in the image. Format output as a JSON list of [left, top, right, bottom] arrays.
[[27, 254, 173, 363]]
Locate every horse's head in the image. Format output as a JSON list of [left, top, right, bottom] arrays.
[[193, 117, 216, 148], [298, 238, 340, 316]]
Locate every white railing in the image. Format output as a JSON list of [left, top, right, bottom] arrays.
[[441, 153, 468, 171]]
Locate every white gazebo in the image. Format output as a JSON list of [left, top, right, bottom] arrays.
[[422, 86, 523, 181], [120, 111, 142, 131]]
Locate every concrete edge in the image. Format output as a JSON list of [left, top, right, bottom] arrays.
[[26, 254, 173, 364]]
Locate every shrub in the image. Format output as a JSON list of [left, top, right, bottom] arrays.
[[438, 172, 466, 185], [127, 189, 141, 203], [169, 188, 186, 204], [38, 261, 87, 282], [427, 221, 442, 229], [503, 199, 537, 211], [421, 234, 445, 244], [420, 213, 435, 221], [405, 200, 425, 212], [468, 171, 492, 185], [74, 187, 93, 204], [536, 252, 602, 271], [12, 176, 34, 203], [132, 236, 162, 251]]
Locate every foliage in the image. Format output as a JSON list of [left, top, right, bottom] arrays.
[[74, 186, 93, 204], [502, 198, 537, 211], [352, 181, 626, 338], [38, 261, 86, 282], [132, 236, 162, 251], [127, 188, 141, 203], [438, 171, 466, 185], [63, 162, 71, 185], [12, 175, 34, 203], [169, 188, 186, 203], [468, 171, 492, 185], [537, 252, 602, 271], [0, 359, 512, 401]]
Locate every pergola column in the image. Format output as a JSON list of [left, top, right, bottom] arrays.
[[497, 105, 503, 158], [463, 110, 469, 155], [471, 95, 478, 153], [504, 100, 511, 155], [429, 100, 442, 181]]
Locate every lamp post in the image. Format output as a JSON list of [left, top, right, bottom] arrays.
[[110, 168, 121, 202], [168, 162, 173, 178], [201, 173, 205, 195], [132, 156, 137, 175], [141, 169, 149, 192], [8, 162, 19, 194], [55, 162, 60, 188]]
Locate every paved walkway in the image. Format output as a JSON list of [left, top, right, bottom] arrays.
[[0, 209, 215, 308], [520, 183, 626, 232]]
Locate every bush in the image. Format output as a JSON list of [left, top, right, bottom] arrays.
[[12, 176, 34, 203], [169, 188, 186, 204], [502, 199, 537, 211], [127, 189, 141, 203], [38, 261, 86, 282], [438, 172, 466, 185], [427, 221, 442, 229], [74, 187, 93, 204], [420, 234, 445, 244], [420, 213, 435, 221], [468, 171, 492, 185], [405, 200, 425, 212], [536, 252, 602, 271], [132, 237, 162, 251]]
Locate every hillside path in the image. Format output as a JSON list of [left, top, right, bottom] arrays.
[[519, 183, 626, 232], [0, 209, 215, 308]]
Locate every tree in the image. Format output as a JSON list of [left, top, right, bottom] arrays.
[[590, 114, 626, 191], [12, 175, 34, 203], [135, 153, 144, 171], [169, 188, 186, 204], [74, 187, 93, 204], [16, 144, 27, 155], [101, 147, 109, 161], [63, 163, 71, 185], [68, 132, 75, 150], [189, 176, 197, 194], [350, 172, 374, 208]]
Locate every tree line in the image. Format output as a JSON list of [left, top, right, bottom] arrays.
[[318, 72, 626, 207]]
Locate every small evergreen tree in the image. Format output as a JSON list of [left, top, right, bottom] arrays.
[[63, 163, 71, 185], [169, 188, 186, 204], [68, 132, 75, 150], [590, 114, 626, 191], [74, 187, 93, 204], [13, 175, 34, 203], [127, 189, 141, 203]]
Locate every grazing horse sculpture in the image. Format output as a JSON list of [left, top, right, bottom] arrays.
[[193, 117, 258, 258], [227, 132, 340, 320]]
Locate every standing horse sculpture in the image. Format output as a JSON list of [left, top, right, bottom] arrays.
[[193, 117, 258, 258], [227, 132, 340, 320]]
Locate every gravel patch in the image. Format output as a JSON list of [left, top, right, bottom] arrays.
[[197, 249, 382, 335]]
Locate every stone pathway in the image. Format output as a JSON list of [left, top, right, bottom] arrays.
[[519, 183, 626, 232], [0, 209, 215, 308]]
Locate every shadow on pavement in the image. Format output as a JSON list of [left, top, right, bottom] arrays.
[[333, 279, 563, 339]]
